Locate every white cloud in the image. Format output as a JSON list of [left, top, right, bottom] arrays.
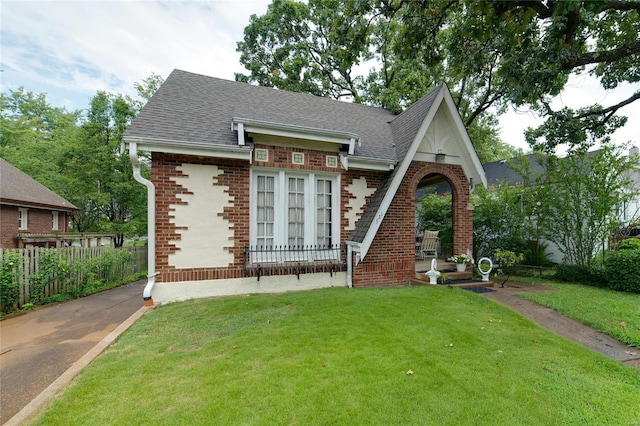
[[1, 0, 270, 107]]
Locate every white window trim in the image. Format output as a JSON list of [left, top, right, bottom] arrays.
[[52, 211, 60, 231], [250, 168, 340, 262], [18, 208, 28, 230]]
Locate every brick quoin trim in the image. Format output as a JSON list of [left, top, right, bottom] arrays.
[[152, 153, 250, 283], [352, 161, 472, 287], [341, 170, 384, 243]]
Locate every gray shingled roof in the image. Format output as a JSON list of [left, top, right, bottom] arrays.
[[0, 158, 77, 211], [483, 154, 545, 186], [125, 69, 398, 161]]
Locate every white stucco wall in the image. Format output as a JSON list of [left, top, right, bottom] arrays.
[[152, 272, 348, 304], [169, 164, 234, 268], [345, 177, 376, 230]]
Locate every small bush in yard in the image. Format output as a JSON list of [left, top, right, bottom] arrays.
[[618, 238, 640, 251], [554, 264, 607, 287], [605, 249, 640, 293]]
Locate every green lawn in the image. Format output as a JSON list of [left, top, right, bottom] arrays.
[[515, 280, 640, 347], [29, 286, 639, 425]]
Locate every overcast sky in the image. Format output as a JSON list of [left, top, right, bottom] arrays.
[[1, 0, 638, 152]]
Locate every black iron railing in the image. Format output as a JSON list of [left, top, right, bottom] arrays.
[[243, 245, 346, 280]]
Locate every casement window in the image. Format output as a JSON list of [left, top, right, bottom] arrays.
[[251, 169, 340, 262], [52, 211, 60, 231], [18, 208, 28, 230]]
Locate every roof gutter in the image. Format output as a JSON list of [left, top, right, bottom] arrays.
[[128, 142, 157, 306]]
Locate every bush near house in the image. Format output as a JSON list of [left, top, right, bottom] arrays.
[[554, 264, 607, 288], [604, 249, 640, 293], [554, 244, 640, 294]]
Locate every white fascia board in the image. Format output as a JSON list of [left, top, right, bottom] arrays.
[[348, 156, 396, 171], [123, 137, 252, 161], [440, 91, 488, 188], [232, 117, 360, 146]]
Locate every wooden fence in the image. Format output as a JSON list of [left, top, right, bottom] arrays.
[[0, 245, 148, 309]]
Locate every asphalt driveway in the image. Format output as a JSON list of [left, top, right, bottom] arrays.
[[0, 279, 146, 425]]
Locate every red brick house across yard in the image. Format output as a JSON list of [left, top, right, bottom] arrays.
[[123, 70, 487, 305], [0, 158, 77, 248]]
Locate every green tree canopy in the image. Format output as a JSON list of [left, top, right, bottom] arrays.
[[236, 0, 520, 163], [1, 74, 162, 247], [238, 0, 639, 155], [389, 0, 639, 154]]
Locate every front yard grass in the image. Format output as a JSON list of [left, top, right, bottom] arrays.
[[514, 279, 640, 348], [28, 286, 639, 425]]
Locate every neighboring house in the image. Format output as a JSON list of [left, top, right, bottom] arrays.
[[483, 147, 640, 223], [123, 69, 486, 305], [482, 147, 640, 262], [0, 158, 77, 248]]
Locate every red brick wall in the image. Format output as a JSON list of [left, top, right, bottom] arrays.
[[152, 152, 473, 288], [352, 161, 472, 287], [0, 206, 18, 248], [0, 206, 70, 248]]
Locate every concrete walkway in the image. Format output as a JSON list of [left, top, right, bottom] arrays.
[[480, 281, 640, 369], [0, 280, 147, 425]]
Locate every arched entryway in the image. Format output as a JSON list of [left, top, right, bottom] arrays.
[[409, 161, 473, 260]]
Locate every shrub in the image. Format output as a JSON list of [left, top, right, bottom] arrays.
[[0, 251, 24, 313], [494, 249, 524, 287], [28, 250, 68, 305], [523, 240, 554, 267], [604, 250, 640, 293], [618, 238, 640, 251], [554, 264, 607, 287]]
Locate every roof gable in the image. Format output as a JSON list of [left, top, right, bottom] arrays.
[[0, 159, 77, 211], [349, 84, 486, 260]]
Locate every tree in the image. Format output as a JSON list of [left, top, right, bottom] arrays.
[[417, 193, 453, 256], [236, 0, 519, 163], [1, 73, 162, 247], [389, 0, 640, 154], [0, 88, 81, 189], [471, 183, 531, 260], [530, 145, 638, 265], [60, 92, 146, 246]]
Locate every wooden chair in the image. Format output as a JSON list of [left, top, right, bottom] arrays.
[[420, 230, 439, 260]]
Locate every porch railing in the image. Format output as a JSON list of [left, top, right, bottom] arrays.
[[243, 245, 346, 280]]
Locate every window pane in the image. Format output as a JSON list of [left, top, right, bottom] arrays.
[[316, 179, 332, 247], [288, 177, 305, 247], [256, 175, 274, 248]]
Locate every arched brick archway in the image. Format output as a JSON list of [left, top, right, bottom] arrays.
[[351, 160, 473, 287], [408, 161, 473, 257]]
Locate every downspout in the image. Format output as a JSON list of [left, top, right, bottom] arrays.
[[128, 142, 157, 306], [346, 241, 361, 288], [346, 244, 353, 288]]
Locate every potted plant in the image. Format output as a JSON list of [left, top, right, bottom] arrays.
[[448, 254, 474, 272]]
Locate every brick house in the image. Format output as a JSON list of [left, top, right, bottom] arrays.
[[123, 70, 486, 305], [0, 158, 77, 248]]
